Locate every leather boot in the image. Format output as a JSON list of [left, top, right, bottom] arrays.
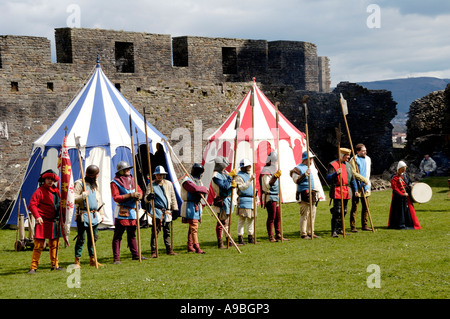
[[194, 243, 206, 254], [238, 236, 245, 246], [90, 256, 103, 267], [248, 235, 254, 244], [268, 235, 277, 242], [166, 247, 179, 255], [217, 238, 225, 249], [187, 240, 196, 253], [74, 257, 81, 268]]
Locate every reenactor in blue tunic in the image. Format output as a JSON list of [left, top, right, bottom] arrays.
[[211, 156, 236, 249], [235, 158, 256, 245], [180, 163, 208, 254]]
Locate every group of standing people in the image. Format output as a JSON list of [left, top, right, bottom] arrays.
[[25, 143, 422, 273]]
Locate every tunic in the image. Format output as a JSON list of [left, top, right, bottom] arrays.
[[28, 184, 61, 239]]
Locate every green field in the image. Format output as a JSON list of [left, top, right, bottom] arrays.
[[0, 177, 448, 300]]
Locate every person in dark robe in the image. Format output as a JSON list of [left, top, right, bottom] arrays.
[[388, 161, 421, 230]]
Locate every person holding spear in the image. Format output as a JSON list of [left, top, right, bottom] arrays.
[[235, 158, 256, 245], [144, 165, 179, 257], [110, 161, 147, 264], [260, 152, 285, 242], [211, 156, 236, 249], [73, 165, 105, 268], [290, 151, 320, 239], [349, 144, 373, 232], [327, 147, 356, 238], [180, 163, 209, 254]]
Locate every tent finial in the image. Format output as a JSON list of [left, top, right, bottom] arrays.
[[96, 53, 100, 67], [253, 77, 256, 83]]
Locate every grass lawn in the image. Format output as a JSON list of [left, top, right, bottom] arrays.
[[0, 177, 448, 301]]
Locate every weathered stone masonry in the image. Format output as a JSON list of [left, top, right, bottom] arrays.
[[0, 27, 395, 207]]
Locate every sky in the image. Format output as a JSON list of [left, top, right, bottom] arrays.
[[1, 0, 450, 87]]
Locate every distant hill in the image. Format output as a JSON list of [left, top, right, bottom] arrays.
[[358, 77, 450, 114]]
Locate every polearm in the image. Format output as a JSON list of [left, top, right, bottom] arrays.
[[335, 124, 346, 238], [128, 112, 142, 262], [165, 139, 242, 254], [143, 107, 159, 258], [339, 94, 374, 232], [251, 81, 257, 244], [227, 111, 240, 248], [302, 96, 314, 240], [275, 102, 284, 243], [74, 134, 99, 268]]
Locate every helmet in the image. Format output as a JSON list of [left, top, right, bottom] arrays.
[[239, 158, 252, 169], [153, 165, 168, 175], [116, 161, 133, 174], [191, 163, 204, 178], [301, 151, 316, 161], [86, 165, 99, 177], [265, 152, 277, 164], [213, 156, 229, 172]]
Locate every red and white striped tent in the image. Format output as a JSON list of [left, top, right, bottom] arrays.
[[201, 79, 325, 203]]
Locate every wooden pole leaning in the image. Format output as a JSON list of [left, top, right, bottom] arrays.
[[128, 114, 142, 262], [227, 112, 240, 248], [275, 102, 284, 242], [251, 83, 257, 244], [339, 94, 374, 232], [74, 134, 99, 268], [302, 96, 314, 240], [335, 125, 346, 238], [143, 107, 159, 257], [165, 140, 242, 254]]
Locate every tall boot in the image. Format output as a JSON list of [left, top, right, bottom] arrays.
[[217, 238, 225, 249], [74, 257, 81, 268], [238, 235, 245, 246], [194, 243, 205, 254], [248, 235, 254, 244], [187, 240, 196, 253]]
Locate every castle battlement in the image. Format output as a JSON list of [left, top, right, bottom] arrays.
[[0, 28, 330, 93]]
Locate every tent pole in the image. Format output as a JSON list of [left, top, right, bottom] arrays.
[[128, 114, 142, 262], [143, 107, 159, 258], [74, 134, 99, 268], [275, 102, 284, 243]]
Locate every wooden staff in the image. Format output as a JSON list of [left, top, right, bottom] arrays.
[[128, 113, 142, 262], [251, 82, 257, 244], [74, 134, 99, 268], [227, 111, 240, 248], [339, 94, 374, 232], [275, 102, 284, 242], [302, 96, 314, 240], [15, 190, 21, 251], [165, 139, 242, 253], [335, 125, 346, 238], [143, 107, 159, 258]]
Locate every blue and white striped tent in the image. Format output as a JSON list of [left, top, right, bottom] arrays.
[[7, 61, 181, 228]]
